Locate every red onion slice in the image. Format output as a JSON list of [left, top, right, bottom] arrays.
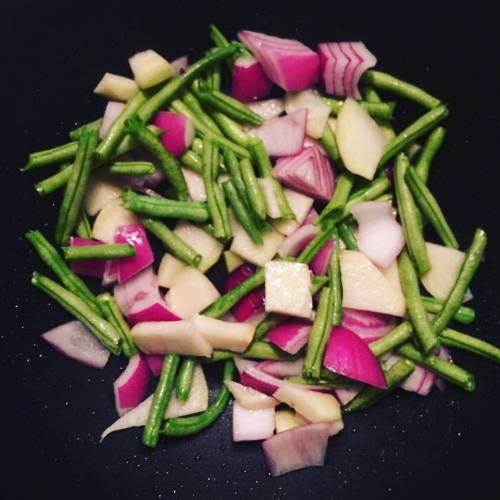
[[266, 321, 312, 355], [257, 358, 305, 378]]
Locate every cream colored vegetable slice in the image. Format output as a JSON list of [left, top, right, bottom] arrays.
[[336, 98, 389, 180], [226, 381, 279, 410], [130, 320, 212, 357], [94, 73, 139, 101], [272, 188, 314, 236], [275, 409, 309, 433], [173, 221, 223, 273], [264, 261, 312, 318], [91, 199, 139, 243], [193, 315, 255, 352], [340, 250, 406, 316], [157, 254, 187, 288], [84, 175, 123, 216], [129, 49, 175, 89], [164, 267, 220, 319], [224, 250, 245, 273], [420, 242, 465, 301], [181, 168, 206, 202], [379, 259, 404, 298]]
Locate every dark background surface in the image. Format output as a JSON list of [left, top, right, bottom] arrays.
[[1, 1, 499, 498]]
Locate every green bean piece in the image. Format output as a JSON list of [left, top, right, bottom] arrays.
[[362, 70, 442, 110], [191, 137, 204, 155], [344, 359, 415, 413], [285, 375, 349, 389], [54, 130, 98, 245], [363, 86, 395, 140], [329, 234, 342, 326], [398, 251, 438, 353], [62, 243, 135, 261], [397, 342, 475, 391], [31, 272, 121, 355], [369, 321, 414, 358], [25, 230, 100, 313], [163, 360, 234, 436], [180, 149, 203, 174], [75, 208, 92, 239], [421, 296, 475, 325], [181, 91, 223, 135], [298, 222, 337, 265], [143, 354, 180, 447], [380, 105, 449, 166], [213, 179, 232, 240], [141, 218, 202, 267], [102, 161, 156, 176], [175, 357, 197, 401], [303, 287, 333, 378], [405, 142, 422, 161], [405, 166, 458, 249], [96, 293, 137, 358], [206, 63, 221, 91], [222, 180, 262, 244], [239, 159, 267, 220], [415, 127, 446, 183], [69, 119, 102, 141], [432, 228, 487, 335], [324, 97, 396, 120], [35, 126, 163, 196], [440, 329, 500, 364], [209, 23, 231, 49], [394, 154, 431, 275], [122, 190, 209, 222], [223, 148, 249, 205], [316, 171, 355, 224], [211, 341, 297, 362], [211, 111, 251, 147], [338, 222, 358, 250], [319, 121, 341, 163], [203, 269, 265, 319], [22, 141, 78, 172], [137, 44, 239, 124], [343, 176, 392, 215], [124, 116, 187, 201]]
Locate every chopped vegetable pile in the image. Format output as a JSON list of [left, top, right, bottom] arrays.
[[23, 25, 498, 477]]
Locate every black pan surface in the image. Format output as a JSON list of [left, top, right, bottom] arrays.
[[2, 1, 499, 498]]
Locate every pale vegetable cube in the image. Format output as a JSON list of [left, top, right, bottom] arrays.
[[174, 221, 223, 273], [421, 243, 465, 300], [258, 177, 281, 219], [224, 250, 245, 273], [182, 168, 206, 202], [275, 409, 308, 433], [94, 73, 139, 101], [273, 189, 314, 235], [285, 89, 331, 139], [92, 199, 139, 243], [164, 268, 220, 319], [336, 98, 388, 180], [84, 174, 123, 216], [230, 216, 284, 267], [193, 315, 255, 352], [130, 320, 213, 357], [157, 254, 187, 288], [129, 49, 174, 89], [264, 261, 312, 319], [340, 250, 406, 316], [232, 402, 275, 442]]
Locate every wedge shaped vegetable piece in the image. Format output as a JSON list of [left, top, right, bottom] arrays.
[[92, 199, 139, 243], [129, 49, 175, 89], [157, 254, 187, 288], [272, 189, 314, 235], [130, 320, 213, 357], [99, 101, 126, 139], [164, 267, 220, 319], [285, 89, 331, 139], [275, 409, 308, 433], [421, 242, 465, 301], [173, 221, 223, 273], [84, 175, 123, 216], [224, 250, 245, 273], [181, 168, 206, 202], [225, 381, 279, 410], [336, 98, 388, 180], [94, 73, 139, 101], [340, 250, 406, 316], [264, 261, 313, 318]]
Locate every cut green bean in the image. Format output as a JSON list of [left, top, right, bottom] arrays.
[[176, 357, 197, 401], [239, 158, 267, 220], [182, 91, 223, 135], [298, 222, 337, 264], [163, 359, 234, 436], [55, 130, 97, 245], [415, 127, 446, 183], [141, 218, 202, 267], [69, 119, 102, 141], [213, 177, 232, 240], [191, 137, 204, 155], [285, 375, 349, 389], [324, 97, 396, 120], [179, 149, 203, 174], [343, 176, 391, 215], [362, 70, 442, 109], [319, 121, 341, 163], [405, 165, 458, 249], [432, 228, 487, 335], [369, 322, 414, 358], [379, 105, 449, 166], [329, 233, 342, 326], [75, 208, 92, 239], [143, 354, 180, 447], [102, 161, 156, 176], [211, 341, 297, 362], [122, 189, 209, 222], [205, 63, 221, 91], [62, 243, 135, 261], [440, 329, 500, 364], [344, 359, 416, 413], [316, 171, 355, 224], [97, 293, 137, 358], [421, 296, 475, 325], [223, 148, 249, 206], [397, 342, 475, 391], [22, 141, 78, 171], [25, 230, 100, 313], [363, 86, 395, 140], [398, 251, 438, 353], [338, 222, 358, 250], [211, 111, 250, 147], [31, 272, 121, 355], [394, 153, 430, 275]]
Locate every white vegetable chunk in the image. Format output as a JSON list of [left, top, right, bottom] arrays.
[[272, 189, 314, 235], [193, 315, 255, 352], [129, 49, 175, 89], [264, 261, 312, 319], [232, 402, 275, 442], [340, 250, 406, 316], [275, 409, 308, 433], [225, 381, 279, 410], [336, 98, 388, 180], [181, 168, 206, 202], [94, 73, 139, 101], [91, 199, 139, 243], [157, 254, 187, 288], [285, 89, 331, 139], [84, 175, 123, 216]]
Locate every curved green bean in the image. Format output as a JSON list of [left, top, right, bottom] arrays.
[[316, 171, 355, 224], [441, 328, 500, 364], [211, 111, 250, 147], [338, 222, 358, 250], [319, 121, 341, 163], [175, 357, 197, 401], [415, 127, 446, 183]]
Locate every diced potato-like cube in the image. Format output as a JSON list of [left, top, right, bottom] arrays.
[[94, 73, 138, 101], [264, 261, 312, 319], [84, 174, 123, 216], [157, 254, 187, 289], [129, 49, 175, 89]]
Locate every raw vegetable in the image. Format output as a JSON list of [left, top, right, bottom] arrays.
[[94, 73, 138, 101], [153, 111, 195, 157], [129, 49, 174, 89], [231, 55, 272, 102], [225, 381, 279, 410], [232, 402, 275, 442], [67, 237, 107, 278], [92, 199, 139, 244], [284, 89, 331, 138], [266, 321, 312, 355], [278, 224, 320, 258], [83, 174, 123, 216]]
